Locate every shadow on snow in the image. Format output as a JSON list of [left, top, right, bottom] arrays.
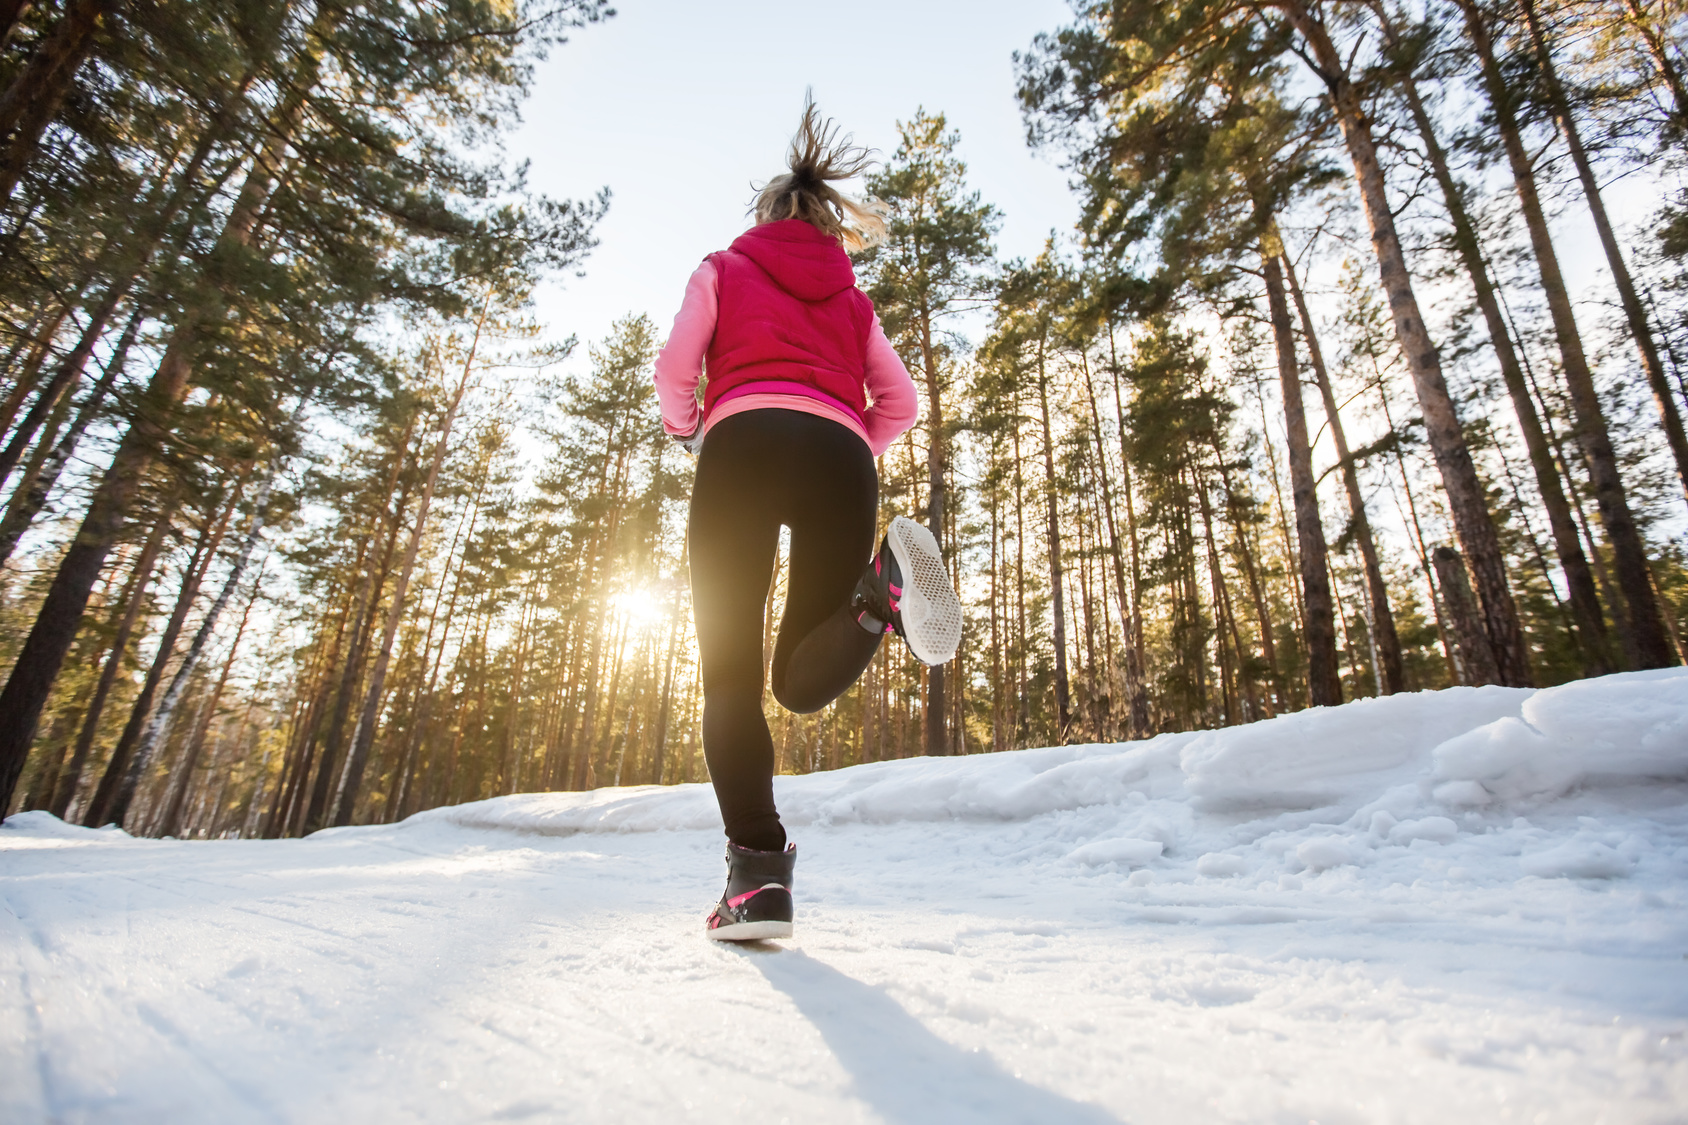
[[743, 946, 1122, 1125]]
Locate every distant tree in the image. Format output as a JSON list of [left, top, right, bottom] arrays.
[[857, 109, 999, 756]]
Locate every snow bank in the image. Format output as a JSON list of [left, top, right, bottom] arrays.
[[1432, 667, 1688, 802], [417, 670, 1687, 839]]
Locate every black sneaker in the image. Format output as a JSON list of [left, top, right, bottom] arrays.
[[852, 516, 963, 666], [706, 841, 795, 942]]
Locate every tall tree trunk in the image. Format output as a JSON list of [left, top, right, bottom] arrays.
[[1433, 547, 1501, 685], [329, 316, 482, 826], [915, 309, 949, 755], [1373, 371, 1460, 681], [988, 466, 1005, 753], [1254, 383, 1307, 668], [0, 304, 142, 568], [1211, 444, 1282, 714], [1458, 0, 1670, 669], [47, 505, 171, 818], [1080, 348, 1146, 737], [1012, 418, 1029, 743], [0, 308, 69, 447], [0, 0, 118, 203], [1260, 240, 1342, 706], [123, 451, 288, 808], [1616, 0, 1688, 134], [1196, 468, 1249, 723], [306, 419, 417, 832], [1526, 0, 1679, 656], [1281, 247, 1405, 694], [650, 545, 687, 786], [1035, 341, 1072, 742], [301, 534, 384, 832], [1276, 0, 1531, 686], [1375, 5, 1610, 673], [155, 556, 263, 837], [1106, 324, 1151, 734], [391, 476, 485, 818], [0, 46, 322, 811], [86, 488, 238, 826]]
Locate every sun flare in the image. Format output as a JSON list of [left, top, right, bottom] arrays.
[[610, 588, 666, 627]]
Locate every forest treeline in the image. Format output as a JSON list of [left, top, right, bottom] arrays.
[[0, 0, 1683, 836]]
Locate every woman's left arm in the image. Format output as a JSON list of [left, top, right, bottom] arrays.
[[653, 259, 719, 437]]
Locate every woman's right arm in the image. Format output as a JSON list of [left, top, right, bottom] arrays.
[[653, 259, 719, 436], [861, 314, 918, 457]]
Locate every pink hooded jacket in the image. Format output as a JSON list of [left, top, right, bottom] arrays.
[[653, 225, 919, 458]]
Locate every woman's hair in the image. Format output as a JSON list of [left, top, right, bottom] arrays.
[[752, 96, 888, 252]]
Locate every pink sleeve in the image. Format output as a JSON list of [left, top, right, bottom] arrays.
[[862, 312, 919, 457], [653, 260, 718, 436]]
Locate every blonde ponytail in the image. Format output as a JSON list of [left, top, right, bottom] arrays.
[[752, 94, 887, 252]]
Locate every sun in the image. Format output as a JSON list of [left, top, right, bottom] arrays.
[[610, 588, 666, 628]]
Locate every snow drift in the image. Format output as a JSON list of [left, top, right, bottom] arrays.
[[412, 669, 1688, 883]]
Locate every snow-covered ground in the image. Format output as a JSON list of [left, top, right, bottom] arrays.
[[4, 669, 1688, 1124]]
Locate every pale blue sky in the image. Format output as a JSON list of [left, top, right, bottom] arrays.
[[509, 0, 1078, 357]]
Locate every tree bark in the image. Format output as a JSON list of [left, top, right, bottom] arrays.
[[154, 556, 263, 837], [1106, 323, 1151, 734], [0, 307, 69, 445], [1274, 0, 1531, 686], [650, 549, 687, 785], [329, 317, 482, 826], [86, 487, 237, 826], [0, 303, 142, 568], [0, 0, 118, 203], [391, 474, 485, 818], [1523, 0, 1678, 662], [1080, 348, 1147, 737], [1374, 5, 1610, 674], [123, 456, 285, 809], [1281, 247, 1405, 694], [1459, 0, 1669, 669], [1210, 443, 1281, 714], [46, 504, 170, 818], [1432, 547, 1501, 685], [1035, 339, 1072, 742], [914, 309, 950, 755], [1261, 243, 1342, 706]]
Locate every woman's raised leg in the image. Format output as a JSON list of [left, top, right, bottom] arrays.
[[769, 417, 881, 715]]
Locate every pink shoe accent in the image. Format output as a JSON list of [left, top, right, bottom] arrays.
[[726, 888, 764, 910]]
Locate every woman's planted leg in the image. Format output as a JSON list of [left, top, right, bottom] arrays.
[[689, 421, 784, 852]]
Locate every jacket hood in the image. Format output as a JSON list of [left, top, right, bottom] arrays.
[[727, 219, 857, 301]]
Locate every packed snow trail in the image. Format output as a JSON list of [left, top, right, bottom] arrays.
[[3, 670, 1687, 1123]]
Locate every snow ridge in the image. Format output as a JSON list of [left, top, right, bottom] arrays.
[[413, 668, 1687, 841]]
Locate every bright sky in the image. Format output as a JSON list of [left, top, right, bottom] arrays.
[[509, 0, 1079, 360]]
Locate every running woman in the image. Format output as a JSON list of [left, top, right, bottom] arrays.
[[653, 101, 963, 941]]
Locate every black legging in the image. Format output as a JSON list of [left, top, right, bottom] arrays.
[[688, 409, 883, 852]]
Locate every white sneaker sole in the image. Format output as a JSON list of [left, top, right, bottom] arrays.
[[886, 516, 963, 666], [707, 919, 794, 942]]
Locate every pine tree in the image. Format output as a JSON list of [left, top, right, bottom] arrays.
[[857, 110, 999, 756]]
